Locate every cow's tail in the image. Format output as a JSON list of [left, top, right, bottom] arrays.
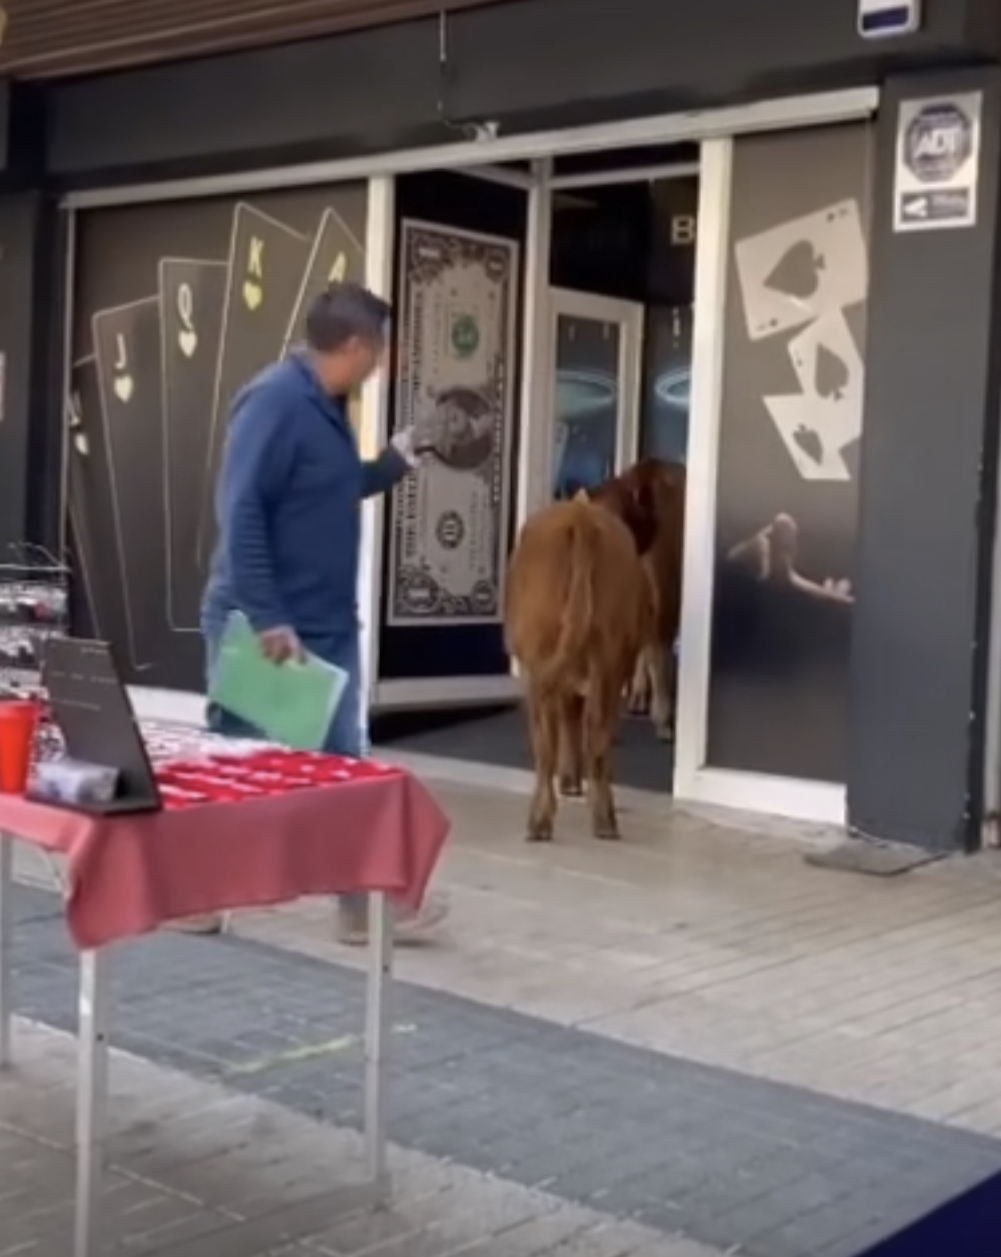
[[540, 496, 595, 687]]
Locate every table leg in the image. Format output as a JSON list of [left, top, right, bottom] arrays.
[[0, 833, 13, 1068], [363, 891, 393, 1198], [75, 948, 111, 1257]]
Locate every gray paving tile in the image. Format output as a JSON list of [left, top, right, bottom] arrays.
[[8, 884, 1001, 1257]]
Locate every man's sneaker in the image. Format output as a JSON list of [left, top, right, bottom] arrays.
[[336, 894, 449, 947]]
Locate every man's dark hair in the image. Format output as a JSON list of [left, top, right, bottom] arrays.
[[305, 282, 392, 353]]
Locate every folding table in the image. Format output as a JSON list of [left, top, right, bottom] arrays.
[[0, 753, 448, 1257]]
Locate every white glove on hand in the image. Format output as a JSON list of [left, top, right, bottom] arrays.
[[390, 427, 419, 468], [391, 398, 443, 468]]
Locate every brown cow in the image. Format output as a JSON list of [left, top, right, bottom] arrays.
[[505, 475, 656, 842], [606, 459, 686, 741]]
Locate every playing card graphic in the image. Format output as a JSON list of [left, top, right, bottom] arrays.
[[786, 310, 865, 450], [734, 200, 868, 341], [93, 297, 166, 672], [764, 240, 822, 303], [764, 394, 851, 481], [793, 424, 825, 465], [65, 357, 130, 645], [197, 204, 310, 563], [159, 258, 228, 631], [282, 206, 366, 355]]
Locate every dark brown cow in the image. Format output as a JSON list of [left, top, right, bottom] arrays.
[[612, 459, 687, 740], [505, 475, 656, 842]]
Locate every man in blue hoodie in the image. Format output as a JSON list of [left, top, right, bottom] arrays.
[[198, 281, 447, 943]]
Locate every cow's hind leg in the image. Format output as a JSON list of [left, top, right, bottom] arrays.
[[527, 682, 559, 842], [558, 692, 585, 796], [586, 679, 621, 840], [626, 648, 651, 715], [650, 645, 675, 742]]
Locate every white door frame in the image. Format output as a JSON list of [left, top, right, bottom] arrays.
[[671, 138, 847, 826], [544, 287, 645, 509]]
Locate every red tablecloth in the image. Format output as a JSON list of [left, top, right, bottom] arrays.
[[0, 757, 449, 949]]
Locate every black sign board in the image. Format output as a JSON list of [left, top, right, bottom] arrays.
[[41, 637, 161, 814]]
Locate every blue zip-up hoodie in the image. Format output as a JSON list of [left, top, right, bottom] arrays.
[[201, 354, 407, 644]]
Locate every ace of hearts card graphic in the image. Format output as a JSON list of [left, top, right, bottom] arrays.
[[196, 203, 311, 563], [734, 199, 868, 342], [283, 206, 366, 355], [159, 257, 228, 631], [92, 298, 167, 672]]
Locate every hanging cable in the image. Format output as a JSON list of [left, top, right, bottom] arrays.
[[435, 9, 498, 142]]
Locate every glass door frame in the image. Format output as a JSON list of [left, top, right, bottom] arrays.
[[542, 286, 646, 510]]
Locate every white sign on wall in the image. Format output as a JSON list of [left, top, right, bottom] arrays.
[[893, 92, 982, 232]]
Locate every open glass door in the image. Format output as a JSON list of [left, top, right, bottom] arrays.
[[548, 288, 645, 500]]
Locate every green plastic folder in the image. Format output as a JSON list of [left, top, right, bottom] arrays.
[[209, 612, 347, 751]]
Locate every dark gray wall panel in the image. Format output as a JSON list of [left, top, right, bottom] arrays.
[[46, 19, 442, 180], [0, 194, 64, 552], [708, 124, 872, 784], [44, 0, 992, 185], [0, 197, 35, 549], [448, 0, 968, 126], [847, 67, 1001, 850]]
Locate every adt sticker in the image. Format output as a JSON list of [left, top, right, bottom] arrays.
[[904, 103, 974, 183], [894, 92, 982, 231]]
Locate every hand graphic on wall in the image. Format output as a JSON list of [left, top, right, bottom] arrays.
[[726, 513, 853, 605]]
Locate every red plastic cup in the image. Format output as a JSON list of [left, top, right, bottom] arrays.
[[0, 700, 39, 794]]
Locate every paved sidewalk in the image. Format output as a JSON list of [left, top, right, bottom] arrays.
[[10, 773, 1001, 1255], [7, 882, 1001, 1257], [0, 1019, 717, 1257], [223, 769, 1001, 1137]]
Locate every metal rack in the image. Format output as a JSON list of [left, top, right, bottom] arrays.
[[0, 543, 71, 699]]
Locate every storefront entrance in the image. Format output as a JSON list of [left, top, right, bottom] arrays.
[[372, 156, 698, 793], [58, 88, 880, 828], [0, 0, 991, 855], [369, 112, 872, 824]]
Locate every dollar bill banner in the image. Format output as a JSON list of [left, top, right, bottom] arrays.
[[387, 219, 518, 626]]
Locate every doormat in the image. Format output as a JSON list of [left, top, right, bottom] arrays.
[[805, 839, 946, 877]]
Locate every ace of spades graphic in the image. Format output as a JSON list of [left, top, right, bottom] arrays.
[[786, 309, 864, 455], [734, 199, 868, 341], [793, 424, 824, 465], [764, 394, 851, 482], [764, 240, 824, 305]]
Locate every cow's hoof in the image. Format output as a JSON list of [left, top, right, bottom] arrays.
[[526, 830, 554, 843], [558, 778, 584, 797], [593, 823, 620, 841]]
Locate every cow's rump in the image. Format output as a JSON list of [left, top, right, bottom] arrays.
[[505, 495, 648, 691], [506, 494, 649, 842]]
